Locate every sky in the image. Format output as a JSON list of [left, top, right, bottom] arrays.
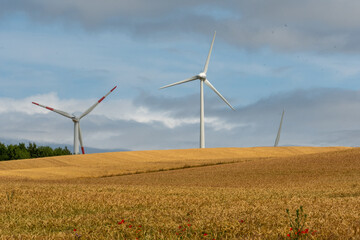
[[1, 0, 360, 152]]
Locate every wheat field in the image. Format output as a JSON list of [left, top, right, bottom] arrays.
[[0, 147, 359, 239], [0, 146, 349, 179]]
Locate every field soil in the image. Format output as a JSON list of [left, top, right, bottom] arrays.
[[0, 146, 359, 239]]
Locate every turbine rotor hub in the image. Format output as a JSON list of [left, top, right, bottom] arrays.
[[72, 117, 79, 123], [197, 72, 206, 80]]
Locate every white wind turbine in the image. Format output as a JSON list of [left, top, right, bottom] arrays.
[[274, 109, 285, 147], [160, 32, 235, 148], [32, 86, 117, 154]]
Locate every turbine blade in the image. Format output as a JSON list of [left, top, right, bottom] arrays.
[[79, 86, 117, 119], [160, 76, 198, 89], [274, 109, 285, 147], [32, 102, 73, 119], [78, 123, 85, 154], [204, 79, 235, 111], [203, 31, 216, 74]]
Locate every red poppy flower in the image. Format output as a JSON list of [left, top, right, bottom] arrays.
[[204, 233, 208, 236], [129, 225, 132, 228], [73, 229, 76, 232], [287, 234, 290, 237], [187, 224, 191, 227], [289, 228, 292, 231]]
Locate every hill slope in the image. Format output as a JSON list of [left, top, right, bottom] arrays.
[[97, 147, 360, 189], [0, 146, 350, 179]]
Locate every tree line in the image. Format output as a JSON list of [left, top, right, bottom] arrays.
[[0, 142, 71, 161]]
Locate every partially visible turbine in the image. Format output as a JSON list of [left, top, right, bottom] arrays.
[[32, 86, 117, 154], [274, 109, 285, 147], [160, 32, 235, 148]]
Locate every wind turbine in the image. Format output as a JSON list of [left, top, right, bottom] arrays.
[[274, 109, 285, 147], [160, 32, 235, 148], [32, 86, 117, 154]]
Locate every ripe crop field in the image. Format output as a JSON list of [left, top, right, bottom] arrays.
[[0, 147, 348, 180], [0, 147, 359, 239]]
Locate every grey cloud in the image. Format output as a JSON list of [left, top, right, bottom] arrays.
[[133, 87, 360, 147], [134, 89, 237, 120], [2, 0, 360, 53], [134, 91, 200, 117]]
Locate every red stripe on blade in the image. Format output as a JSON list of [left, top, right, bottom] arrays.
[[111, 86, 117, 92], [98, 97, 105, 103], [32, 102, 39, 105], [46, 107, 54, 111], [81, 147, 85, 154]]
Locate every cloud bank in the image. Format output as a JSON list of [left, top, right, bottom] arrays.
[[1, 88, 359, 152], [1, 0, 360, 53]]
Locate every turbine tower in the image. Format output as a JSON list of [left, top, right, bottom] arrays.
[[160, 32, 234, 148], [32, 86, 117, 154], [274, 109, 285, 147]]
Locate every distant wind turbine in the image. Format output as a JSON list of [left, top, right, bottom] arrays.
[[274, 109, 285, 147], [160, 32, 235, 148], [32, 86, 117, 154]]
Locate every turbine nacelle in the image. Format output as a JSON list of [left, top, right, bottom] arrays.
[[197, 72, 207, 80], [71, 117, 79, 123]]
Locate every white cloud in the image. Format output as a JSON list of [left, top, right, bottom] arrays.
[[0, 91, 238, 131]]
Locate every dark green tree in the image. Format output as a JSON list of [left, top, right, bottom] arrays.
[[37, 146, 54, 158], [0, 143, 9, 160], [27, 142, 39, 158], [6, 143, 30, 160], [53, 146, 71, 156], [0, 142, 71, 161]]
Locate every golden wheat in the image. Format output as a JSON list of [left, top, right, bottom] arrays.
[[0, 147, 359, 239], [0, 146, 349, 180]]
